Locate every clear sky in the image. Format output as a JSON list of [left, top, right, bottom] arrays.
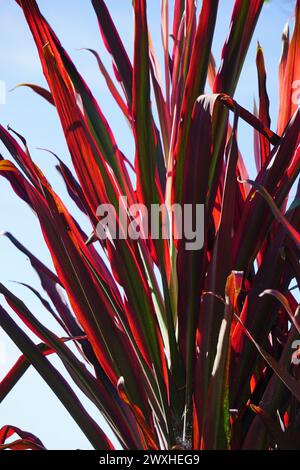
[[0, 0, 296, 450]]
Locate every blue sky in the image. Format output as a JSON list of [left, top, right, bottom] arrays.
[[0, 0, 296, 450]]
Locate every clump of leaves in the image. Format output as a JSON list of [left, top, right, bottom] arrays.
[[0, 0, 299, 450]]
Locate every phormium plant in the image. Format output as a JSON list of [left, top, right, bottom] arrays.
[[0, 0, 299, 450]]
